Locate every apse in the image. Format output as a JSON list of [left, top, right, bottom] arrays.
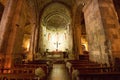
[[40, 2, 72, 53]]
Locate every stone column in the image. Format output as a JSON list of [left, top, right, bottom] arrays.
[[68, 23, 73, 56], [73, 19, 82, 59], [98, 0, 120, 59], [75, 24, 82, 52], [0, 0, 18, 52], [29, 23, 36, 61], [0, 0, 23, 68], [83, 0, 109, 65], [0, 0, 17, 68], [33, 26, 39, 60], [74, 7, 83, 59]]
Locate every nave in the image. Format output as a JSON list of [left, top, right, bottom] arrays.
[[47, 64, 71, 80], [0, 0, 120, 80]]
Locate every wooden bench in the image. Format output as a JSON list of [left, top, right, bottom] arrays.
[[78, 72, 120, 80], [0, 68, 46, 80], [67, 60, 89, 63], [79, 54, 89, 61], [114, 58, 120, 72], [72, 67, 114, 73], [14, 63, 48, 74], [28, 60, 49, 64], [66, 59, 101, 73], [72, 63, 100, 67], [0, 63, 49, 80], [0, 74, 37, 80]]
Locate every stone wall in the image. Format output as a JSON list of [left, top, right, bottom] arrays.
[[83, 0, 109, 64], [12, 1, 36, 62], [113, 0, 120, 23], [98, 0, 120, 58]]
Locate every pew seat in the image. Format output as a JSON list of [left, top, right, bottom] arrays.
[[78, 72, 120, 80]]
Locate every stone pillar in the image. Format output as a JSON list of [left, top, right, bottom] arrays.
[[76, 24, 82, 54], [98, 0, 120, 59], [68, 23, 73, 55], [73, 15, 82, 59], [71, 25, 76, 59], [83, 0, 109, 65], [0, 0, 18, 52], [0, 0, 23, 68], [34, 27, 39, 60], [72, 5, 82, 59], [29, 23, 36, 61]]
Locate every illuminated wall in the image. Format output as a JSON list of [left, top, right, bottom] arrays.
[[42, 27, 69, 52], [40, 2, 72, 53], [22, 34, 30, 51], [81, 35, 88, 51]]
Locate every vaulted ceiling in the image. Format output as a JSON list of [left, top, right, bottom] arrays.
[[41, 2, 71, 31], [25, 0, 87, 31], [0, 0, 88, 33], [26, 0, 75, 29]]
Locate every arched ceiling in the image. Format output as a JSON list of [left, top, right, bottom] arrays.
[[41, 2, 71, 31], [25, 0, 88, 23], [18, 0, 88, 32], [46, 15, 68, 29], [0, 0, 89, 35]]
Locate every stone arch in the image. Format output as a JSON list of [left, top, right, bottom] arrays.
[[36, 2, 72, 59], [72, 3, 87, 59]]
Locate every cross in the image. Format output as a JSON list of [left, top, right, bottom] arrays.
[[54, 42, 61, 50]]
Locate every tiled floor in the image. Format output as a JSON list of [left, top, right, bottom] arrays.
[[47, 64, 71, 80]]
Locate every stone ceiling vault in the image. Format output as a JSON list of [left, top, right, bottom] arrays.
[[0, 0, 89, 34], [41, 2, 71, 31]]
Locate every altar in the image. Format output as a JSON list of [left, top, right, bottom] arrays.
[[46, 51, 67, 59]]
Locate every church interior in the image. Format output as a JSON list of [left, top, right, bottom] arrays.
[[0, 0, 120, 80]]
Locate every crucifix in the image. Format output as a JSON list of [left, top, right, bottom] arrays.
[[54, 42, 61, 50], [54, 32, 61, 51]]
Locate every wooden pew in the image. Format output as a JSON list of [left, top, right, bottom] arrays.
[[0, 74, 36, 80], [79, 54, 89, 61], [67, 60, 89, 64], [0, 68, 46, 80], [0, 63, 49, 80], [14, 63, 48, 74], [78, 72, 120, 80], [28, 60, 49, 64], [114, 58, 120, 72], [72, 63, 101, 67], [67, 59, 101, 73], [72, 67, 114, 73]]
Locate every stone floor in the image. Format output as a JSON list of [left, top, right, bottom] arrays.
[[47, 64, 71, 80]]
